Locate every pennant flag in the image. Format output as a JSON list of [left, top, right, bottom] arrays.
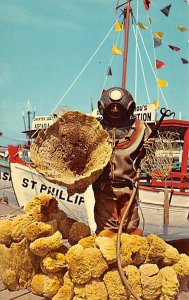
[[181, 57, 189, 64], [107, 66, 112, 76], [153, 32, 163, 39], [153, 37, 162, 47], [143, 0, 152, 10], [160, 4, 172, 17], [176, 25, 187, 32], [148, 17, 152, 24], [138, 22, 148, 29], [157, 78, 168, 88], [90, 98, 94, 112], [112, 45, 124, 55], [156, 59, 166, 69], [115, 21, 124, 32], [168, 45, 180, 51], [154, 99, 159, 109]]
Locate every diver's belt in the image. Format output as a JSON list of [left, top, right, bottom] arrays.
[[96, 179, 133, 190]]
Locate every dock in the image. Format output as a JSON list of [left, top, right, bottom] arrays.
[[0, 278, 46, 300]]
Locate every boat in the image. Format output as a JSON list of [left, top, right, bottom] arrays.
[[0, 102, 69, 206], [8, 144, 97, 232], [138, 118, 189, 241], [7, 0, 189, 241], [0, 145, 13, 204]]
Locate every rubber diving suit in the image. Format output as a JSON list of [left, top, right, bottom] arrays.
[[92, 87, 151, 235]]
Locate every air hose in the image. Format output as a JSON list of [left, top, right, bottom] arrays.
[[116, 108, 175, 299], [116, 170, 142, 300]]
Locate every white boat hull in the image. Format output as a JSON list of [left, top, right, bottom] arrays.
[[139, 187, 189, 241], [10, 162, 97, 232], [9, 160, 189, 240], [0, 165, 18, 206]]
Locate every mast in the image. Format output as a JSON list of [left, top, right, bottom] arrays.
[[122, 0, 131, 89], [27, 100, 34, 131]]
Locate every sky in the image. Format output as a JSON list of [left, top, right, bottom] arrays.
[[0, 0, 189, 145]]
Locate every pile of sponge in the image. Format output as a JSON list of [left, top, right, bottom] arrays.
[[0, 194, 189, 300], [0, 194, 90, 295]]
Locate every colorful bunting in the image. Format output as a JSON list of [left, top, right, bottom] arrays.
[[157, 78, 168, 88], [107, 66, 112, 76], [154, 99, 159, 109], [160, 4, 172, 17], [148, 17, 152, 24], [115, 21, 124, 32], [153, 32, 163, 39], [168, 45, 180, 51], [181, 57, 189, 64], [176, 25, 187, 32], [153, 37, 162, 47], [156, 59, 166, 69], [138, 22, 148, 29], [112, 45, 124, 55], [91, 99, 94, 112], [143, 0, 152, 10]]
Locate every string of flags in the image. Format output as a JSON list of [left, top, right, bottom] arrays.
[[153, 37, 162, 48], [157, 78, 168, 88], [115, 21, 124, 32], [148, 17, 152, 24], [168, 45, 180, 51], [176, 25, 187, 32], [160, 4, 172, 17], [112, 44, 124, 55], [111, 22, 125, 57], [141, 5, 188, 65], [143, 0, 152, 11], [108, 1, 188, 93], [181, 58, 189, 64], [107, 66, 112, 76], [156, 60, 166, 69], [153, 99, 159, 109], [153, 32, 163, 39], [138, 22, 148, 29]]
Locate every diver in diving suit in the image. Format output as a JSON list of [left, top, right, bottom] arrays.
[[92, 87, 151, 235]]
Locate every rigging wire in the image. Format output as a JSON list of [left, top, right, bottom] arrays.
[[132, 25, 151, 104], [134, 0, 139, 104], [0, 135, 29, 143], [50, 21, 118, 115], [144, 10, 160, 105], [114, 32, 124, 87], [100, 19, 121, 94], [100, 30, 121, 94], [136, 25, 169, 108]]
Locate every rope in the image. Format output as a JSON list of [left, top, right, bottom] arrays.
[[116, 170, 142, 300]]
